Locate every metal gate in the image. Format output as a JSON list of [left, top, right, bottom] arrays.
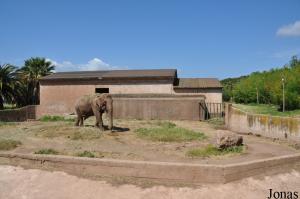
[[199, 101, 225, 121]]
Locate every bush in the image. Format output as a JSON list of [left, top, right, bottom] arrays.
[[34, 148, 59, 155], [186, 145, 244, 157], [0, 139, 22, 150]]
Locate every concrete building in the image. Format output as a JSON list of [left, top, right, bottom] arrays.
[[39, 69, 222, 116]]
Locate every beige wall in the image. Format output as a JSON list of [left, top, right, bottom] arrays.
[[40, 83, 174, 113], [173, 88, 222, 103], [96, 84, 173, 94], [40, 82, 222, 115]]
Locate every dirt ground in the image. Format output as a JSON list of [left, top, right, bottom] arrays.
[[0, 118, 298, 164], [0, 165, 299, 199]]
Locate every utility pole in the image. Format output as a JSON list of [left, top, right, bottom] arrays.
[[282, 78, 285, 112], [256, 87, 259, 104]]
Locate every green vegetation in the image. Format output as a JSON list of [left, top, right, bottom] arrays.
[[39, 115, 75, 122], [234, 103, 300, 117], [136, 122, 206, 142], [222, 56, 300, 111], [0, 121, 18, 126], [35, 125, 101, 140], [186, 145, 244, 158], [0, 139, 22, 150], [206, 118, 225, 129], [34, 148, 59, 155], [221, 75, 248, 102], [70, 131, 101, 140], [76, 151, 95, 158], [0, 57, 54, 109]]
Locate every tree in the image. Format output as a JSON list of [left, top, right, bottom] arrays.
[[19, 57, 55, 105], [0, 64, 18, 109]]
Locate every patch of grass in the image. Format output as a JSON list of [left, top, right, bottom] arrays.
[[136, 123, 206, 142], [0, 122, 18, 127], [186, 145, 244, 158], [233, 103, 300, 117], [34, 148, 59, 155], [77, 151, 95, 158], [206, 118, 225, 129], [0, 139, 22, 150], [39, 115, 75, 122], [70, 131, 101, 140], [35, 125, 101, 140]]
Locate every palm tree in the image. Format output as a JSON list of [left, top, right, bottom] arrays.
[[0, 64, 18, 109], [19, 57, 55, 105]]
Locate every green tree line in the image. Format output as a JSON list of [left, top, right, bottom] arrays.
[[221, 56, 300, 110], [0, 57, 54, 109]]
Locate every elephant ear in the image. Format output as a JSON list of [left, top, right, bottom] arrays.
[[95, 96, 106, 108]]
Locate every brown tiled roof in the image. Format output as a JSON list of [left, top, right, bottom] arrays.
[[41, 69, 177, 80], [174, 78, 222, 88]]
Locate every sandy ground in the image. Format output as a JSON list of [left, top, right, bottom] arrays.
[[0, 119, 298, 164], [0, 165, 299, 199]]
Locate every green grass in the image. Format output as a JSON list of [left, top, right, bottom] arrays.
[[206, 118, 225, 129], [70, 131, 101, 140], [77, 151, 95, 158], [0, 139, 22, 150], [34, 148, 59, 155], [35, 125, 102, 140], [136, 122, 206, 142], [233, 103, 300, 117], [186, 145, 244, 158], [39, 115, 75, 122], [0, 121, 18, 127]]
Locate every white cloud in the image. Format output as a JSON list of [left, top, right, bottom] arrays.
[[46, 58, 120, 72], [277, 20, 300, 37]]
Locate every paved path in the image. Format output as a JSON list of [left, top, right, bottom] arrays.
[[0, 165, 299, 199]]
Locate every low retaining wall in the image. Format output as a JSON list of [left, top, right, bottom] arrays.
[[225, 104, 300, 142], [0, 152, 299, 184], [0, 105, 37, 122]]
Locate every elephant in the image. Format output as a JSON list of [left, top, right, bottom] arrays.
[[75, 93, 113, 131]]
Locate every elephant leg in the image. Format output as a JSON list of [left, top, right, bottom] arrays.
[[75, 116, 80, 126], [93, 109, 104, 131], [79, 117, 84, 126], [98, 113, 104, 131]]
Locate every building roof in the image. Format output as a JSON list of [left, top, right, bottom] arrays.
[[174, 78, 222, 88], [41, 69, 177, 81]]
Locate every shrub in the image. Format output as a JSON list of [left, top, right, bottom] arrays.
[[0, 139, 22, 150]]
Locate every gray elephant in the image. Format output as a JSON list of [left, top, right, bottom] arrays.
[[75, 93, 113, 131]]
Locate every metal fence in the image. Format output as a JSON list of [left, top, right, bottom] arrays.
[[199, 101, 225, 120]]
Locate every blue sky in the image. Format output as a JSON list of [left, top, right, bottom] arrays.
[[0, 0, 300, 79]]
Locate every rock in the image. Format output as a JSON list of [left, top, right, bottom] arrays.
[[215, 130, 243, 149]]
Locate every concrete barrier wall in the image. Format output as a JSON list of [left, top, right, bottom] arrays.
[[0, 105, 37, 122], [0, 152, 299, 184], [225, 104, 300, 142], [0, 95, 204, 121], [113, 97, 202, 120]]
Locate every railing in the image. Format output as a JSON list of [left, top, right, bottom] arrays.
[[199, 101, 225, 120]]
